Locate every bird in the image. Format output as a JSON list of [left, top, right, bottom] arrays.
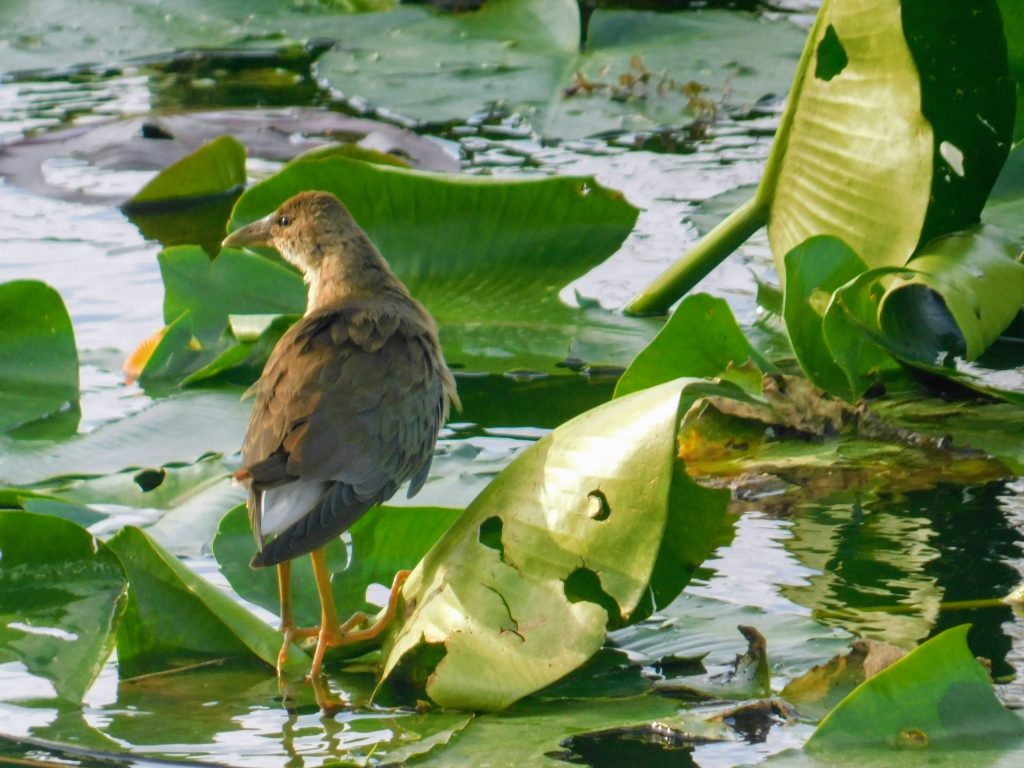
[[222, 190, 459, 680]]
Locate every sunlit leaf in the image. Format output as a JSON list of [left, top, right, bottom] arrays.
[[379, 379, 729, 710], [107, 525, 306, 677], [627, 0, 1015, 313], [807, 625, 1024, 749], [0, 511, 126, 702], [783, 236, 898, 400], [614, 293, 773, 399], [123, 135, 245, 209], [878, 227, 1024, 362], [0, 280, 79, 432]]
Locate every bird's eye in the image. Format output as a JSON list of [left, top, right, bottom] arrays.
[[276, 215, 291, 227]]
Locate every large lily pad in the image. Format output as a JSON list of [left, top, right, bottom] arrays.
[[140, 153, 658, 380], [0, 280, 79, 433], [316, 0, 805, 138], [771, 0, 1011, 274], [0, 511, 126, 702], [379, 379, 728, 710], [108, 525, 306, 677]]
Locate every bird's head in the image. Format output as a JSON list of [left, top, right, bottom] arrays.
[[222, 191, 360, 275]]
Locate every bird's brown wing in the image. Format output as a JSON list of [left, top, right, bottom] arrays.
[[241, 298, 447, 566]]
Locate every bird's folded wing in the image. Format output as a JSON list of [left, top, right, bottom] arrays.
[[241, 299, 446, 562]]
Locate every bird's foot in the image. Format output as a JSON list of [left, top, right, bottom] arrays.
[[307, 570, 411, 681], [277, 624, 319, 677]]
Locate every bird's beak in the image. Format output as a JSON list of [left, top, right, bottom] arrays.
[[223, 213, 274, 249]]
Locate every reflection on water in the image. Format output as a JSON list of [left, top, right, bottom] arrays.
[[777, 482, 1022, 676]]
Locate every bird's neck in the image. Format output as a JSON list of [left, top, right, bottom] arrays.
[[305, 236, 408, 311]]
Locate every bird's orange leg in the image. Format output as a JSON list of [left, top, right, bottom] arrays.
[[275, 560, 318, 676], [307, 550, 411, 680]]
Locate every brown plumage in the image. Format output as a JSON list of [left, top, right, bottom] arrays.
[[223, 190, 458, 679]]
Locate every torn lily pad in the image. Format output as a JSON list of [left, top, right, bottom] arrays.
[[378, 379, 729, 710]]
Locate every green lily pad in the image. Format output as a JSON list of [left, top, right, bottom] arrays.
[[807, 625, 1024, 749], [614, 293, 774, 399], [158, 247, 306, 344], [878, 226, 1024, 362], [140, 152, 655, 385], [379, 378, 729, 710], [0, 390, 250, 486], [818, 228, 1024, 403], [123, 135, 245, 209], [769, 0, 1013, 274], [0, 511, 126, 702], [316, 0, 805, 138], [784, 236, 898, 400], [0, 280, 79, 433], [107, 525, 306, 678]]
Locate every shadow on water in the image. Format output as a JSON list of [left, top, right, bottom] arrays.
[[553, 730, 699, 767]]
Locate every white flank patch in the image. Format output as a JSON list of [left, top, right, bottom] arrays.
[[261, 481, 326, 537]]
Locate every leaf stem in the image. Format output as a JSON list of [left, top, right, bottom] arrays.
[[623, 0, 832, 316], [624, 195, 769, 315], [813, 596, 1010, 620]]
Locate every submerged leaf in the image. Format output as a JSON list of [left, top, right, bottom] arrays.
[[782, 638, 906, 719], [317, 2, 804, 138]]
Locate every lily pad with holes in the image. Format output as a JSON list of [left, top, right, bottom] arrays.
[[627, 0, 1016, 313], [378, 378, 729, 710]]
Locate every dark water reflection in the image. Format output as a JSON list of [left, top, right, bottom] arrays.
[[781, 481, 1022, 677]]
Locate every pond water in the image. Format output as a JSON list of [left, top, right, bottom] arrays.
[[1, 3, 1023, 766]]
